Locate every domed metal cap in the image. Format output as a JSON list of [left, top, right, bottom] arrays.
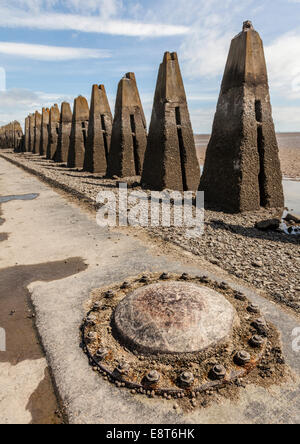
[[114, 282, 237, 354]]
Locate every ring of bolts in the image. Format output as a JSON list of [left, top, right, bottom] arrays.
[[81, 272, 270, 400]]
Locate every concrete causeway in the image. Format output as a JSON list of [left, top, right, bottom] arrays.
[[0, 156, 300, 424]]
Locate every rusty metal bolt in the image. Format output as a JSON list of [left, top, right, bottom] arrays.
[[252, 318, 268, 336], [179, 371, 194, 387], [211, 364, 226, 380], [95, 347, 108, 361], [145, 370, 160, 384], [235, 291, 247, 302], [247, 303, 260, 314], [86, 315, 96, 326], [121, 281, 130, 289], [86, 332, 97, 343], [234, 351, 251, 366], [93, 302, 101, 311], [105, 290, 115, 299], [180, 273, 189, 281], [160, 273, 170, 280], [116, 361, 130, 376], [250, 335, 265, 348]]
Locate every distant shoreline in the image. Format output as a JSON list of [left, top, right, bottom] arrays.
[[195, 133, 300, 180]]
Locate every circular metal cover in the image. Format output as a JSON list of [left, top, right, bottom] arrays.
[[114, 282, 236, 354]]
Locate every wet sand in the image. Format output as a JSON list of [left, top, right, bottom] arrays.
[[195, 133, 300, 180]]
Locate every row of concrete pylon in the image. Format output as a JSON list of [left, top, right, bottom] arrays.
[[10, 52, 201, 192], [0, 121, 23, 151], [0, 22, 285, 213]]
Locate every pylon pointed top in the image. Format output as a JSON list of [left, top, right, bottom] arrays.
[[73, 96, 89, 121], [61, 102, 72, 122], [50, 104, 60, 122], [125, 72, 136, 81], [243, 20, 254, 31], [90, 84, 111, 115], [163, 51, 178, 63]]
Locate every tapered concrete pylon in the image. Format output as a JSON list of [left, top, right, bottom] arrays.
[[141, 52, 200, 191], [24, 117, 30, 152], [33, 111, 42, 154], [29, 114, 35, 152], [83, 84, 112, 174], [13, 121, 23, 152], [200, 21, 284, 212], [56, 102, 72, 163], [107, 73, 147, 178], [67, 96, 89, 169], [40, 108, 50, 156], [47, 104, 60, 160]]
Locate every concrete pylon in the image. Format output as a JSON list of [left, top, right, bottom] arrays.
[[13, 121, 23, 152], [83, 84, 112, 174], [33, 111, 42, 154], [200, 21, 284, 212], [67, 96, 89, 169], [40, 108, 50, 156], [141, 52, 200, 191], [29, 114, 35, 152], [107, 73, 147, 178], [24, 117, 30, 152], [47, 104, 60, 160], [56, 102, 72, 163]]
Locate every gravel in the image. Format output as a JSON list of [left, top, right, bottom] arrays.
[[1, 150, 299, 313]]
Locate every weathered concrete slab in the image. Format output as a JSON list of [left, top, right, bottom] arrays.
[[67, 96, 89, 169], [33, 112, 42, 155], [1, 156, 299, 424], [56, 102, 72, 163], [47, 105, 60, 160], [142, 52, 200, 191], [40, 108, 50, 156], [200, 22, 284, 213], [107, 73, 147, 178], [84, 85, 112, 175]]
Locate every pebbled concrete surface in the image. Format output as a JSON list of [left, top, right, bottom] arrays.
[[1, 156, 300, 424]]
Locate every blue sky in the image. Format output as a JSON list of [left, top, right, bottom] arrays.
[[1, 0, 300, 133]]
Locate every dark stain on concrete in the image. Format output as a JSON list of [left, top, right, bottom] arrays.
[[0, 257, 87, 423], [0, 232, 8, 242], [0, 193, 39, 203], [26, 368, 62, 424]]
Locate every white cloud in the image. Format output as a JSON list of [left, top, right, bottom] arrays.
[[0, 4, 189, 38], [272, 106, 300, 132], [265, 31, 300, 99], [6, 0, 121, 16], [63, 0, 122, 18], [0, 88, 74, 128], [167, 0, 254, 78], [0, 42, 110, 61], [190, 107, 216, 134]]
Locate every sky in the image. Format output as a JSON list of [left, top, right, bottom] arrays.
[[1, 0, 300, 133]]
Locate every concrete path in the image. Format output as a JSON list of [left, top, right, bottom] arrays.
[[0, 156, 300, 424]]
